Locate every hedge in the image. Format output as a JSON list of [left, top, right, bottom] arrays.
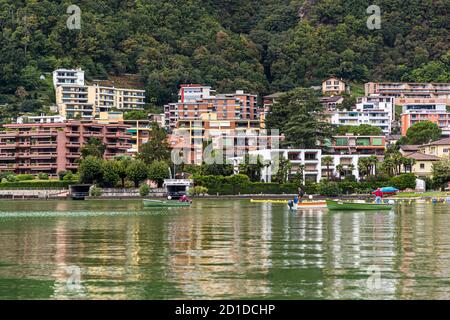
[[0, 180, 74, 189]]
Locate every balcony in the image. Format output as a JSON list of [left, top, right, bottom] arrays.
[[0, 153, 15, 159], [66, 152, 81, 158], [66, 142, 81, 148]]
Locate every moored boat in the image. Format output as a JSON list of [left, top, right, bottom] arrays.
[[250, 199, 326, 208], [143, 200, 191, 208], [326, 200, 393, 211]]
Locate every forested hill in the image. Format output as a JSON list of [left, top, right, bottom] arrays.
[[0, 0, 449, 106]]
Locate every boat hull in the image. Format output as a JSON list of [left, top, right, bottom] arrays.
[[249, 199, 326, 208], [143, 200, 191, 208], [326, 200, 393, 211]]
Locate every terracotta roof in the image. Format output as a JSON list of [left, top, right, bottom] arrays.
[[404, 152, 442, 161], [400, 145, 420, 152], [420, 138, 450, 147], [320, 96, 343, 103]]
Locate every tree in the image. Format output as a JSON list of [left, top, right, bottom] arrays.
[[115, 157, 132, 188], [124, 110, 148, 120], [138, 123, 171, 164], [391, 173, 417, 190], [102, 161, 120, 187], [432, 160, 450, 190], [322, 156, 333, 181], [273, 157, 292, 184], [126, 160, 148, 187], [406, 121, 442, 145], [336, 164, 345, 179], [79, 156, 104, 184], [266, 88, 333, 148], [239, 154, 266, 182], [81, 138, 106, 159], [336, 124, 383, 136], [148, 161, 171, 188]]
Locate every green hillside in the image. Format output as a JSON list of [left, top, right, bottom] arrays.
[[0, 0, 448, 117]]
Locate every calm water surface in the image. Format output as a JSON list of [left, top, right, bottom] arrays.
[[0, 199, 449, 300]]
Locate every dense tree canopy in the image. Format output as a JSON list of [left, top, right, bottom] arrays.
[[0, 0, 448, 115]]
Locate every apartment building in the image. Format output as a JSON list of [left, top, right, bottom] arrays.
[[365, 82, 450, 106], [93, 84, 145, 112], [331, 96, 394, 134], [52, 68, 85, 88], [322, 78, 347, 95], [56, 84, 96, 119], [232, 149, 371, 183], [400, 104, 450, 136], [332, 134, 386, 155], [170, 113, 279, 164], [178, 84, 213, 103], [17, 114, 66, 124], [164, 86, 259, 131], [0, 122, 132, 177]]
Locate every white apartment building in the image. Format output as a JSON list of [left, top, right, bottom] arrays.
[[178, 84, 213, 103], [331, 95, 394, 134], [53, 68, 85, 88], [232, 149, 372, 183]]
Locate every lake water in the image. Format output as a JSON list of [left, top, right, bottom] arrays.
[[0, 199, 449, 300]]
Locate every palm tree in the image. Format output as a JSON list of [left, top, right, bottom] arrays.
[[336, 164, 345, 179], [347, 164, 355, 177], [358, 157, 369, 180], [368, 155, 378, 176], [322, 156, 333, 181]]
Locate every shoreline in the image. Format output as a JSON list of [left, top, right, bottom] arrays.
[[0, 193, 449, 201]]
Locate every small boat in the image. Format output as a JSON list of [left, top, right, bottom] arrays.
[[143, 200, 191, 208], [250, 199, 288, 204], [251, 199, 327, 208], [326, 200, 393, 211]]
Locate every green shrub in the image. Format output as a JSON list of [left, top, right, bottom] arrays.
[[37, 173, 49, 180], [139, 184, 150, 197], [90, 186, 102, 197], [189, 186, 208, 196], [317, 181, 340, 196], [6, 174, 17, 182], [16, 174, 34, 181], [0, 180, 73, 189], [390, 173, 417, 190]]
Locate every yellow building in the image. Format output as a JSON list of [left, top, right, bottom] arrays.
[[404, 152, 442, 177], [98, 112, 153, 153], [56, 85, 96, 119], [56, 84, 145, 119], [322, 77, 347, 96], [418, 138, 450, 159]]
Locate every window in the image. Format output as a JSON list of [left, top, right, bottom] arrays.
[[336, 138, 348, 146], [357, 138, 370, 146], [420, 163, 425, 169], [372, 138, 383, 146]]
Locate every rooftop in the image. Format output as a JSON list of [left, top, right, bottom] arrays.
[[404, 152, 442, 161], [420, 137, 450, 147]]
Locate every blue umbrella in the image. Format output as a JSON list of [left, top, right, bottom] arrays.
[[372, 187, 399, 194]]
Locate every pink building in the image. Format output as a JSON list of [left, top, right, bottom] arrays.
[[0, 122, 133, 177]]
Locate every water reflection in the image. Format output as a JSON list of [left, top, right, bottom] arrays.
[[0, 200, 448, 299]]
